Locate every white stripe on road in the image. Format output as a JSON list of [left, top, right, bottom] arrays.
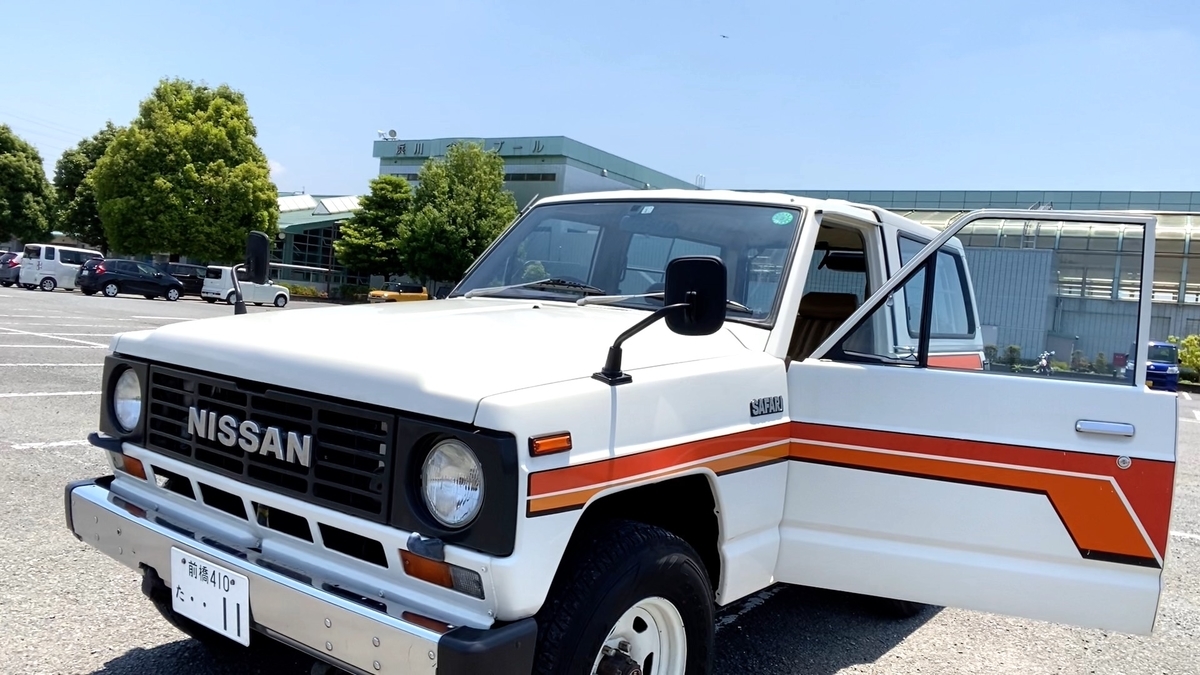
[[0, 326, 107, 347], [1183, 391, 1193, 401], [130, 316, 190, 321], [1193, 410, 1199, 422], [2, 345, 104, 349], [10, 439, 91, 450], [0, 391, 101, 398], [1171, 530, 1200, 542], [0, 363, 103, 367], [36, 333, 117, 336], [0, 324, 124, 327]]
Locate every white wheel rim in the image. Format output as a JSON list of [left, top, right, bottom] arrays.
[[168, 289, 178, 300], [591, 596, 686, 675]]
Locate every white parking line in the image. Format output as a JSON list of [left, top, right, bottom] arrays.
[[0, 391, 101, 398], [1193, 410, 1199, 422], [4, 323, 124, 327], [0, 363, 103, 367], [0, 326, 107, 347], [1183, 392, 1193, 401], [9, 439, 90, 450], [3, 345, 105, 349], [130, 316, 189, 321], [37, 333, 117, 336]]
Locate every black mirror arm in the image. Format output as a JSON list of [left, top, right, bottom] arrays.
[[231, 263, 249, 316], [593, 300, 690, 386]]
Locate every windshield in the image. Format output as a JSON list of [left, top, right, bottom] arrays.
[[452, 200, 804, 326], [1147, 345, 1178, 363]]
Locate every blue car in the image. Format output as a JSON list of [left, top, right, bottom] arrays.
[[1126, 341, 1180, 391]]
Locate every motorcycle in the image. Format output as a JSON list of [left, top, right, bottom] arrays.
[[1034, 350, 1055, 375]]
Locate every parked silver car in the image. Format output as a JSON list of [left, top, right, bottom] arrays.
[[0, 251, 23, 286]]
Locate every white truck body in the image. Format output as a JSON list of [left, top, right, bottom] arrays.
[[64, 190, 1176, 675]]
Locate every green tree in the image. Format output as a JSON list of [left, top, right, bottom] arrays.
[[53, 121, 122, 253], [1169, 334, 1200, 372], [333, 174, 413, 277], [0, 124, 53, 244], [90, 78, 278, 261], [401, 142, 518, 284]]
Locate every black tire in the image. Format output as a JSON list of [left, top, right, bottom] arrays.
[[534, 520, 714, 675], [82, 290, 96, 296], [39, 277, 57, 292], [166, 287, 180, 301], [22, 283, 36, 290], [143, 294, 156, 300], [0, 281, 11, 287], [254, 302, 263, 306], [225, 291, 235, 305], [102, 282, 120, 298], [273, 294, 288, 308], [204, 298, 216, 304]]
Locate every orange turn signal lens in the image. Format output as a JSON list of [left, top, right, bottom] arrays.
[[111, 452, 147, 480], [400, 550, 453, 588], [529, 432, 572, 456]]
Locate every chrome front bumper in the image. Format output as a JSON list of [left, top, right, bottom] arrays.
[[65, 477, 536, 675]]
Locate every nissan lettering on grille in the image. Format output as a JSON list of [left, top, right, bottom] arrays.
[[187, 406, 313, 468]]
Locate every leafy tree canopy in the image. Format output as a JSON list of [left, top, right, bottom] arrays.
[[53, 121, 122, 253], [401, 142, 517, 284], [0, 124, 53, 244], [90, 78, 278, 261], [333, 174, 413, 277]]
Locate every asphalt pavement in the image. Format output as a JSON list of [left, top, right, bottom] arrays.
[[1, 286, 1197, 674]]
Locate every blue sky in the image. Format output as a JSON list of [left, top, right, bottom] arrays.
[[2, 0, 1197, 195]]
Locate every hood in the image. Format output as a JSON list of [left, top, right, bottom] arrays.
[[112, 298, 754, 423]]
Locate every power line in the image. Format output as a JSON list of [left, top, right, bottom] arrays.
[[0, 110, 89, 138]]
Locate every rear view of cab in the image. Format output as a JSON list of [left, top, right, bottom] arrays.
[[368, 282, 429, 303]]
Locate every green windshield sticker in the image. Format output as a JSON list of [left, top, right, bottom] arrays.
[[772, 211, 795, 225]]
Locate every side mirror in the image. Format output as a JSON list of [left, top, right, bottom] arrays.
[[245, 231, 270, 285], [593, 255, 728, 385], [663, 255, 727, 336]]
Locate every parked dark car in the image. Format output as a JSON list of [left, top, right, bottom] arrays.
[[0, 251, 22, 286], [79, 259, 184, 301], [161, 262, 208, 296]]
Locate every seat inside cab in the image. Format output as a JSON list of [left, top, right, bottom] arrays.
[[787, 223, 871, 361]]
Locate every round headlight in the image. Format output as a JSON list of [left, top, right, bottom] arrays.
[[113, 369, 142, 432], [421, 439, 484, 528]]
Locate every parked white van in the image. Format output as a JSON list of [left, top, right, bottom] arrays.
[[201, 265, 289, 307], [19, 244, 103, 291]]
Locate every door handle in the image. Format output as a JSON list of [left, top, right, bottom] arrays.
[[1075, 420, 1135, 437]]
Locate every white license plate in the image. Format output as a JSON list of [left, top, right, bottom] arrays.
[[170, 547, 251, 646]]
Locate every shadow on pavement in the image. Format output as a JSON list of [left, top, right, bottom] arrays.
[[713, 585, 940, 674], [94, 585, 935, 675], [91, 637, 320, 675]]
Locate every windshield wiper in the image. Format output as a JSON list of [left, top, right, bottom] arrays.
[[463, 277, 607, 299], [577, 292, 754, 314]]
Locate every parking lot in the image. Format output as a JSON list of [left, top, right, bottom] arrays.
[[2, 287, 1198, 675]]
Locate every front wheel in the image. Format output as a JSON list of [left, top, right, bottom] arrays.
[[273, 294, 288, 308], [165, 288, 180, 302], [534, 520, 713, 675]]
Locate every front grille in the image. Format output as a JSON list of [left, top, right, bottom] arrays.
[[145, 365, 395, 522]]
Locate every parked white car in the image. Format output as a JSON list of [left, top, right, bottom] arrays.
[[201, 265, 289, 307], [18, 243, 102, 291]]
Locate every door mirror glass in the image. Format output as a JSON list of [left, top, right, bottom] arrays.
[[245, 231, 270, 285], [663, 255, 727, 336]]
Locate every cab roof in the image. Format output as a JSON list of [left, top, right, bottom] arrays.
[[533, 189, 944, 240]]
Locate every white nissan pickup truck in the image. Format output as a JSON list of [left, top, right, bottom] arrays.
[[64, 190, 1177, 675]]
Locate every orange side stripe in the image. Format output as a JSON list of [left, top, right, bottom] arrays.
[[528, 425, 789, 496], [927, 353, 984, 370], [527, 442, 789, 515], [791, 441, 1157, 564]]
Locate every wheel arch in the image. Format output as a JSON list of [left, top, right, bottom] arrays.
[[555, 472, 722, 595]]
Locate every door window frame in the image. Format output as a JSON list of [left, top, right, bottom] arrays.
[[811, 210, 1157, 387]]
